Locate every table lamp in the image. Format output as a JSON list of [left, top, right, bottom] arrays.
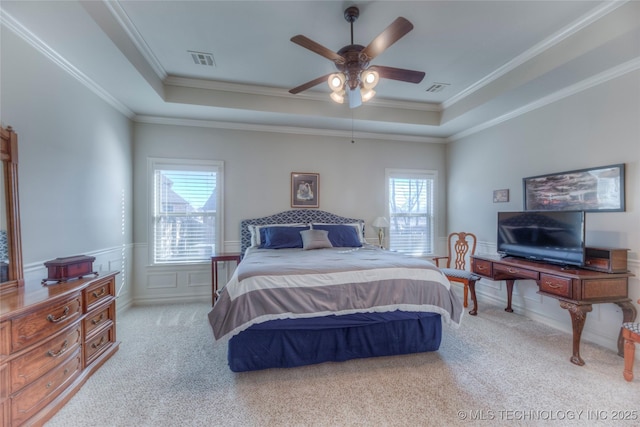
[[372, 217, 390, 248]]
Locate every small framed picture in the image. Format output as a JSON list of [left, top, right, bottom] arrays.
[[291, 172, 319, 208], [493, 189, 509, 203]]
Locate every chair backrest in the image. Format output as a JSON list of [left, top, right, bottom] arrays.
[[446, 232, 477, 270]]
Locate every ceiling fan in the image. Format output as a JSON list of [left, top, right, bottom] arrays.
[[289, 5, 425, 108]]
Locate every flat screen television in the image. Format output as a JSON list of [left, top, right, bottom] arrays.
[[497, 211, 586, 266]]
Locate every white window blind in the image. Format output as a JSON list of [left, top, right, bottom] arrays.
[[386, 169, 436, 256], [150, 159, 223, 264]]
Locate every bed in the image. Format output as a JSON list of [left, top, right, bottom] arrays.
[[208, 210, 463, 372]]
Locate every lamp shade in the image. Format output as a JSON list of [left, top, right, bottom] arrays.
[[372, 217, 389, 228]]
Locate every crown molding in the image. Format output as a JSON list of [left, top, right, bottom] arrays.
[[450, 56, 640, 141], [104, 0, 167, 81], [133, 115, 447, 144], [443, 0, 628, 110], [1, 9, 134, 118], [164, 76, 442, 113]]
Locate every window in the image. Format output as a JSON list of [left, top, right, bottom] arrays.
[[149, 158, 223, 264], [385, 169, 436, 256]]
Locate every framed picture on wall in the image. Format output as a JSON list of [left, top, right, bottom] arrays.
[[291, 172, 319, 208], [523, 163, 625, 212], [493, 189, 509, 203]]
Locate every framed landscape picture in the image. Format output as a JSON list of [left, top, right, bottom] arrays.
[[291, 172, 319, 208], [523, 164, 625, 212]]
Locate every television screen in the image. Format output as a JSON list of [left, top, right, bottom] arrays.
[[497, 211, 586, 266]]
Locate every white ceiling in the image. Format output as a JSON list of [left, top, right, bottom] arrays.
[[2, 1, 639, 141]]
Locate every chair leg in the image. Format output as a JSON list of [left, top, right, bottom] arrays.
[[624, 338, 635, 382], [463, 283, 468, 308]]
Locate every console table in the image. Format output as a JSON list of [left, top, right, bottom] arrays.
[[471, 254, 636, 366]]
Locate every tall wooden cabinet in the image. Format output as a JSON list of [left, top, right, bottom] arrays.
[[0, 272, 119, 426]]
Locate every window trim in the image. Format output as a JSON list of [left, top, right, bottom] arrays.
[[147, 157, 224, 266], [384, 168, 438, 256]]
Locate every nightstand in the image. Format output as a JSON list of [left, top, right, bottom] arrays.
[[211, 253, 241, 305]]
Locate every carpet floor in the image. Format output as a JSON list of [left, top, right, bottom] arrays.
[[45, 299, 640, 426]]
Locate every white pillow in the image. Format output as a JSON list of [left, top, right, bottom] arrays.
[[300, 229, 333, 250]]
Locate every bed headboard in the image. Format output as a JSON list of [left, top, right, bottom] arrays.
[[240, 209, 364, 258]]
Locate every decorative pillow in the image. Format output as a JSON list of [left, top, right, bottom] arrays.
[[262, 226, 310, 249], [300, 229, 333, 250], [311, 224, 362, 248], [248, 223, 307, 247], [312, 222, 365, 244]]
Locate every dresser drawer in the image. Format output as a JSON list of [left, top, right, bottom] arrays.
[[85, 325, 114, 366], [11, 294, 82, 353], [539, 274, 572, 298], [84, 300, 115, 338], [84, 275, 115, 312], [11, 349, 81, 426], [494, 263, 539, 280], [472, 259, 493, 277], [10, 322, 81, 392]]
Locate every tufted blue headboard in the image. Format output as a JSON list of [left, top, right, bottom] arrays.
[[240, 210, 364, 258]]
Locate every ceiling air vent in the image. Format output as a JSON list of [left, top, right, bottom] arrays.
[[425, 82, 450, 93], [189, 51, 216, 67]]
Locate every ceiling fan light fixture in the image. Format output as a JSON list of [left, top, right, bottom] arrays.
[[330, 90, 345, 104], [361, 88, 376, 103], [328, 73, 346, 91], [361, 70, 379, 89]]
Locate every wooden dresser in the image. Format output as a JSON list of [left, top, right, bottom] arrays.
[[0, 271, 119, 426]]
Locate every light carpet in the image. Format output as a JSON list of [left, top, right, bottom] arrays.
[[45, 299, 639, 427]]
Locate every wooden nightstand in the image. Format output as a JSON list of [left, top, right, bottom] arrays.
[[211, 253, 241, 305]]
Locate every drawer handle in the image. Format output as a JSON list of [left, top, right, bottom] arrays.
[[92, 287, 106, 298], [91, 336, 106, 349], [46, 339, 69, 357], [47, 306, 70, 323], [507, 268, 519, 273], [545, 282, 562, 289], [477, 265, 487, 271], [91, 313, 105, 325]]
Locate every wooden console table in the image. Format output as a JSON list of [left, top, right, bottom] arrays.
[[211, 253, 241, 305], [471, 254, 636, 366]]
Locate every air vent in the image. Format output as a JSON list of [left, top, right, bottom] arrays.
[[189, 51, 216, 67], [425, 82, 450, 93]]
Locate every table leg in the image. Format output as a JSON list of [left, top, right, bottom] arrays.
[[505, 279, 514, 313], [211, 261, 219, 306], [468, 280, 478, 316], [615, 300, 638, 357], [559, 301, 592, 366]]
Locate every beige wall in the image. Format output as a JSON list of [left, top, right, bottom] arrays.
[[446, 69, 640, 352], [131, 122, 447, 303], [1, 26, 135, 307]]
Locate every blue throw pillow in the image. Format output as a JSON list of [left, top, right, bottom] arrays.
[[312, 224, 362, 248], [262, 226, 309, 249]]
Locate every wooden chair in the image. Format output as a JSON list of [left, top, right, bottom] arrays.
[[623, 299, 640, 381], [433, 232, 480, 314]]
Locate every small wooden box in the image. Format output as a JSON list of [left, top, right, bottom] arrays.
[[583, 247, 628, 273], [42, 255, 98, 284]]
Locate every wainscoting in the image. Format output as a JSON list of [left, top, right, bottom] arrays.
[[24, 244, 134, 313]]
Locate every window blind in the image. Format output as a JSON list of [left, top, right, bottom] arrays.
[[152, 165, 220, 264], [387, 171, 435, 255]]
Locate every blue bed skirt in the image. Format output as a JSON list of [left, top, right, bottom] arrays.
[[227, 311, 442, 372]]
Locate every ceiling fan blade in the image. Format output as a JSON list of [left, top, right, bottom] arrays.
[[361, 17, 414, 61], [291, 35, 345, 63], [289, 74, 332, 94], [369, 65, 425, 84]]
